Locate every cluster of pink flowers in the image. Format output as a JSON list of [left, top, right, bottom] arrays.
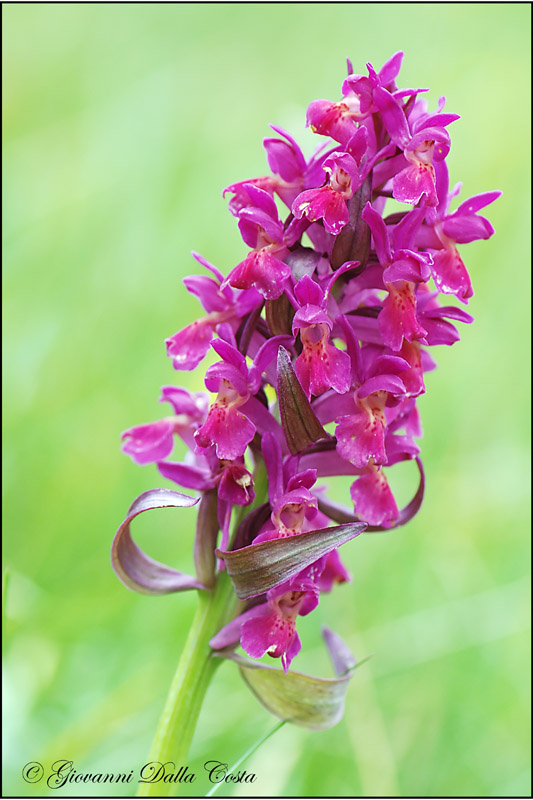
[[117, 52, 499, 673]]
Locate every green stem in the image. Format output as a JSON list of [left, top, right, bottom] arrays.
[[139, 457, 269, 798], [138, 572, 235, 798]]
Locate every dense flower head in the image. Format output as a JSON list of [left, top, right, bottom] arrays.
[[118, 52, 499, 673]]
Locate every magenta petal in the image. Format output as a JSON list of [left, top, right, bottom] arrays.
[[373, 86, 410, 148], [378, 51, 404, 85], [392, 206, 427, 251], [379, 284, 427, 351], [295, 447, 361, 476], [159, 386, 208, 419], [357, 374, 406, 397], [322, 195, 350, 236], [271, 487, 318, 533], [242, 182, 280, 220], [264, 129, 307, 183], [385, 433, 420, 462], [239, 206, 284, 248], [325, 345, 352, 394], [350, 467, 399, 527], [252, 334, 294, 383], [195, 404, 256, 460], [191, 250, 225, 283], [262, 431, 284, 505], [165, 319, 214, 371], [323, 151, 359, 186], [422, 304, 474, 324], [369, 353, 411, 378], [342, 74, 374, 111], [421, 318, 459, 346], [205, 360, 249, 396], [183, 275, 228, 313], [395, 341, 426, 396], [287, 469, 317, 492], [362, 202, 392, 266], [393, 162, 438, 206], [441, 213, 494, 244], [383, 250, 432, 284], [211, 338, 248, 374], [294, 274, 324, 307], [293, 186, 349, 236], [318, 550, 352, 593], [157, 460, 212, 490], [240, 396, 285, 446], [336, 410, 387, 468], [292, 305, 331, 331], [455, 190, 501, 216], [241, 610, 286, 659], [408, 126, 450, 155], [306, 99, 357, 145], [345, 126, 368, 164], [281, 631, 302, 673], [226, 249, 290, 300], [413, 112, 459, 132], [295, 342, 351, 398], [218, 464, 255, 506], [253, 527, 280, 545], [430, 246, 473, 302], [121, 420, 174, 465], [210, 604, 270, 650], [223, 177, 277, 216]]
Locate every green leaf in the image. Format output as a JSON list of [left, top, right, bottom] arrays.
[[216, 628, 366, 731], [217, 521, 366, 599], [277, 346, 330, 455], [205, 720, 286, 797]]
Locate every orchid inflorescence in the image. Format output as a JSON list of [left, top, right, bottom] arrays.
[[113, 52, 499, 725]]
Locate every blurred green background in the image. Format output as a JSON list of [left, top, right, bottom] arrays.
[[2, 3, 531, 797]]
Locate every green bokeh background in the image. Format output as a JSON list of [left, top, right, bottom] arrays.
[[3, 3, 531, 797]]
